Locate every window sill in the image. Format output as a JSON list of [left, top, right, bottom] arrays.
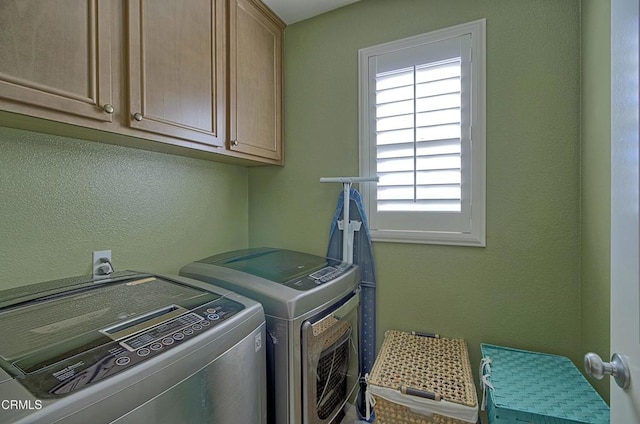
[[370, 229, 486, 247]]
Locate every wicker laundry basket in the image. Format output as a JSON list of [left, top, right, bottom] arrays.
[[368, 330, 478, 424]]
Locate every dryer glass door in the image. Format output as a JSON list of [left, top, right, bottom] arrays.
[[301, 293, 359, 424]]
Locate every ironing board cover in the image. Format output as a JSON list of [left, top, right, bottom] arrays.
[[327, 187, 377, 416]]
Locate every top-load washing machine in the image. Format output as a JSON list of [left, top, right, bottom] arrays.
[[180, 247, 360, 424], [0, 271, 266, 424]]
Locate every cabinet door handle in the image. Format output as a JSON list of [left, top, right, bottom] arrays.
[[133, 112, 143, 121], [102, 104, 114, 114], [231, 140, 238, 147]]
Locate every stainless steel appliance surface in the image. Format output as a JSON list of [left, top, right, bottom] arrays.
[[0, 271, 266, 424], [180, 247, 361, 424]]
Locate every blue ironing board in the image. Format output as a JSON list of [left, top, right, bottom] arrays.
[[326, 186, 377, 419]]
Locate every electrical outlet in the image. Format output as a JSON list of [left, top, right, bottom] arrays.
[[92, 250, 112, 277]]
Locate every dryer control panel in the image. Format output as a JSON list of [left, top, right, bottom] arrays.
[[284, 265, 351, 290]]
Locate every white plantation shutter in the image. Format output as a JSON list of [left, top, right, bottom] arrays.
[[359, 20, 485, 246], [376, 59, 463, 212]]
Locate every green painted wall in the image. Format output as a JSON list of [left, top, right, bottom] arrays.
[[0, 0, 610, 408], [580, 0, 611, 402], [249, 0, 582, 377], [0, 126, 249, 290]]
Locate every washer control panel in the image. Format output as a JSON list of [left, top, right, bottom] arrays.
[[17, 297, 243, 399], [120, 312, 204, 351]]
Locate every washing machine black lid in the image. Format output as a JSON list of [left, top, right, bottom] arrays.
[[197, 247, 341, 288], [0, 273, 222, 373], [185, 248, 359, 318]]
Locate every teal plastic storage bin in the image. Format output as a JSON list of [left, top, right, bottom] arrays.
[[480, 344, 609, 424]]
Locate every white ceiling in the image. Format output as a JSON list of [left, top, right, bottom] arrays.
[[263, 0, 360, 24]]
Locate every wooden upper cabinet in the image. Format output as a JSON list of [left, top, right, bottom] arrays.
[[229, 0, 284, 163], [127, 0, 225, 148], [0, 0, 285, 165], [0, 0, 113, 122]]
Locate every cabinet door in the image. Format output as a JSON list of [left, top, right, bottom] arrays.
[[128, 0, 225, 147], [0, 0, 113, 122], [229, 0, 284, 162]]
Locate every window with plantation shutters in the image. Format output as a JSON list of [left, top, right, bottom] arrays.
[[376, 59, 463, 212], [359, 20, 486, 246]]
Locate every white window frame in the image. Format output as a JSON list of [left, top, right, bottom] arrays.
[[358, 19, 486, 246]]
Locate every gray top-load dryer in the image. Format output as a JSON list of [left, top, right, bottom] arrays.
[[180, 247, 361, 424], [0, 271, 266, 424]]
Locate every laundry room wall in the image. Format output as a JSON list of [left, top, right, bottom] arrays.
[[580, 0, 611, 401], [249, 0, 583, 376], [0, 126, 249, 291]]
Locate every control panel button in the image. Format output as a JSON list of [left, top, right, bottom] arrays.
[[183, 328, 194, 336], [192, 324, 202, 331], [207, 313, 220, 321], [115, 356, 131, 366], [172, 333, 184, 341], [206, 308, 217, 314], [201, 320, 210, 327], [137, 348, 151, 357], [150, 343, 163, 351], [161, 337, 174, 346]]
